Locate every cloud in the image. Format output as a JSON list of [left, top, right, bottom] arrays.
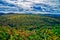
[[0, 0, 60, 13]]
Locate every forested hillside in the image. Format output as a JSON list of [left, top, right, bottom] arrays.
[[0, 14, 60, 40]]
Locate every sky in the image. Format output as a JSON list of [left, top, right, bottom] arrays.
[[0, 0, 60, 14]]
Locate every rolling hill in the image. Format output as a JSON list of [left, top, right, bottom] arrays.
[[0, 14, 60, 40]]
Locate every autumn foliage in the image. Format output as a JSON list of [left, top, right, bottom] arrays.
[[0, 14, 60, 40]]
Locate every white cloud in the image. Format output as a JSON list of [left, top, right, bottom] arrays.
[[0, 0, 60, 13], [4, 0, 60, 8]]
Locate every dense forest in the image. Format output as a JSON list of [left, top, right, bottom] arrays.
[[0, 14, 60, 40]]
